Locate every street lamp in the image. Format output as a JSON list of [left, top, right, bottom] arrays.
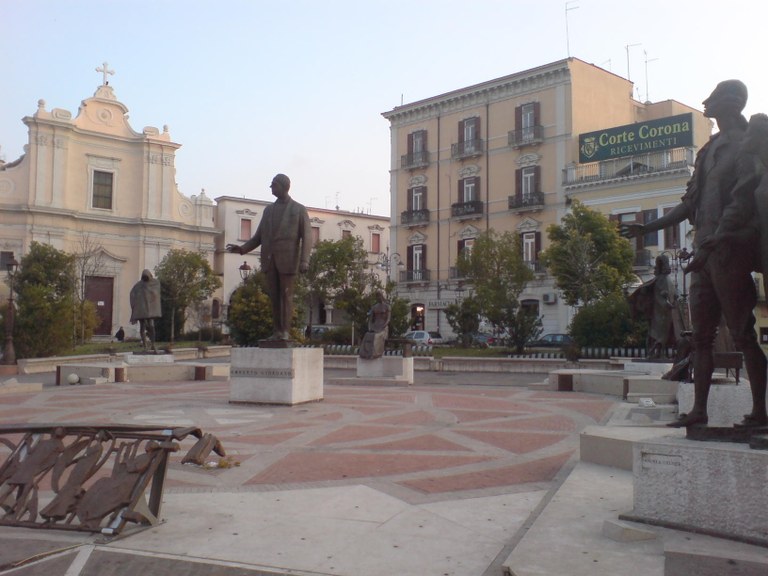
[[238, 261, 252, 281], [377, 248, 401, 279], [2, 255, 19, 365]]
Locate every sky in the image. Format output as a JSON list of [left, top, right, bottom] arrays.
[[2, 0, 768, 217]]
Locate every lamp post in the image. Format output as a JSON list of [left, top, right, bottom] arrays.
[[2, 255, 19, 366], [377, 248, 401, 280], [238, 261, 252, 282]]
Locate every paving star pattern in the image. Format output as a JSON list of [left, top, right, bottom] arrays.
[[0, 379, 616, 502]]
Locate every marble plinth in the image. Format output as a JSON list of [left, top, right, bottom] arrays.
[[356, 356, 414, 384], [229, 347, 323, 405], [621, 436, 768, 546]]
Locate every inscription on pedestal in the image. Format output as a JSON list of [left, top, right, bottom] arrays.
[[641, 452, 682, 471], [230, 367, 295, 378]]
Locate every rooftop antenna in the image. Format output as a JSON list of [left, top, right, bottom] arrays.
[[335, 191, 340, 211], [368, 197, 377, 214], [565, 1, 579, 57], [644, 49, 659, 103], [601, 58, 612, 72], [625, 43, 641, 82]]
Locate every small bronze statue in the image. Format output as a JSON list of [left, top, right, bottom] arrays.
[[629, 254, 678, 359], [227, 174, 312, 342], [130, 269, 162, 352], [359, 291, 391, 360]]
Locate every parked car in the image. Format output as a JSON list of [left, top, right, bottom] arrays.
[[428, 331, 444, 345], [403, 330, 433, 345], [528, 333, 574, 348], [470, 332, 496, 348]]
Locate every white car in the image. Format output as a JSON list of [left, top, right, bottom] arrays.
[[404, 330, 433, 345]]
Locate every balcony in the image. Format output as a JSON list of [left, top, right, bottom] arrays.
[[508, 191, 545, 212], [563, 147, 695, 190], [451, 200, 484, 219], [400, 150, 430, 170], [508, 125, 544, 148], [451, 138, 484, 160], [449, 266, 466, 280], [400, 209, 430, 227], [400, 269, 431, 283], [524, 260, 546, 274]]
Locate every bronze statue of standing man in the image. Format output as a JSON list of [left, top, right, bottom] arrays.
[[227, 174, 312, 342], [623, 80, 768, 428], [130, 269, 161, 353]]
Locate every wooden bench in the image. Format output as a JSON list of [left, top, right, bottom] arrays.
[[714, 352, 743, 383]]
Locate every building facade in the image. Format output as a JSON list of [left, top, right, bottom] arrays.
[[0, 80, 219, 340], [382, 58, 713, 338]]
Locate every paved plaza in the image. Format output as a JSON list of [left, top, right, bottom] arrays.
[[0, 366, 764, 575]]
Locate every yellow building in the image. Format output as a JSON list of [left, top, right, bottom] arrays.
[[382, 57, 712, 338], [0, 78, 219, 339]]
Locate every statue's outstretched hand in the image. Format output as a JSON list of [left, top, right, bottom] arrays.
[[619, 223, 644, 238], [226, 244, 243, 255]]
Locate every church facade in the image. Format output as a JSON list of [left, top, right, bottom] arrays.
[[0, 77, 219, 339]]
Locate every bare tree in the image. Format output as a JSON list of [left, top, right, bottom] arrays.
[[72, 234, 107, 344]]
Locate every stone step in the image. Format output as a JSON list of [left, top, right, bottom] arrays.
[[580, 425, 684, 470]]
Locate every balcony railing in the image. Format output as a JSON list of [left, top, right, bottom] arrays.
[[401, 150, 430, 170], [450, 266, 466, 280], [400, 209, 430, 227], [508, 191, 545, 211], [524, 260, 545, 274], [451, 138, 484, 160], [451, 200, 484, 219], [508, 125, 544, 148], [563, 147, 695, 188], [400, 269, 431, 283]]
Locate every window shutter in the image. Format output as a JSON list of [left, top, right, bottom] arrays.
[[535, 231, 542, 257], [407, 188, 413, 211], [515, 105, 522, 129], [515, 169, 523, 199], [458, 178, 463, 202], [422, 244, 427, 269], [533, 101, 541, 125], [473, 117, 480, 139], [458, 119, 465, 143], [407, 132, 414, 154], [407, 246, 414, 270], [422, 130, 427, 153], [534, 166, 541, 193]]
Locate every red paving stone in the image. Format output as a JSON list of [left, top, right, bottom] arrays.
[[309, 424, 411, 445], [368, 410, 437, 425], [447, 409, 528, 423], [454, 430, 570, 454], [364, 434, 470, 452], [401, 451, 573, 494], [246, 451, 492, 484]]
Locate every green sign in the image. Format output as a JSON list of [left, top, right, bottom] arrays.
[[579, 113, 693, 163]]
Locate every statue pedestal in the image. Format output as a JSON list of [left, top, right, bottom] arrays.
[[356, 356, 414, 384], [677, 380, 749, 427], [620, 436, 768, 546], [229, 347, 323, 405]]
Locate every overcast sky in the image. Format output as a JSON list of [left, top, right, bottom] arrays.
[[2, 0, 767, 216]]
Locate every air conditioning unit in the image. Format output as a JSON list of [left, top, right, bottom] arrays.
[[542, 293, 557, 304]]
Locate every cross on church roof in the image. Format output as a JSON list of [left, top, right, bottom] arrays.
[[96, 62, 114, 85]]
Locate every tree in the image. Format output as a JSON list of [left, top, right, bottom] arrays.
[[569, 292, 645, 348], [227, 271, 274, 345], [72, 234, 106, 344], [540, 200, 635, 307], [13, 242, 77, 358], [444, 296, 482, 347], [154, 249, 222, 343], [507, 307, 543, 354], [454, 230, 538, 345], [302, 236, 381, 342]]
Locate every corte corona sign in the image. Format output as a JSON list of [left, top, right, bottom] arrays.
[[579, 113, 693, 163]]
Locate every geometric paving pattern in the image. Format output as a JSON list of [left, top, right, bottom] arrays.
[[0, 377, 616, 500]]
